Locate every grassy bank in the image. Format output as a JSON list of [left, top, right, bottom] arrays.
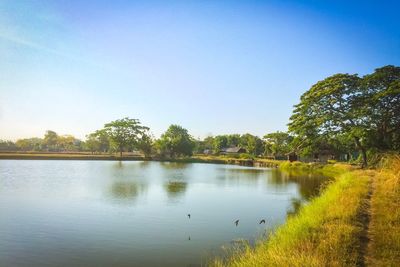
[[213, 166, 372, 267], [367, 156, 400, 266]]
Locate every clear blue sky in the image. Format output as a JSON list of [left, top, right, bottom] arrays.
[[1, 0, 399, 140]]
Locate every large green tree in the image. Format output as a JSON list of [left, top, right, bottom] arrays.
[[157, 124, 195, 157], [103, 117, 149, 157], [288, 73, 369, 167], [361, 65, 400, 150]]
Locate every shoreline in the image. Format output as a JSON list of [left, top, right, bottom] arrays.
[[0, 152, 282, 168], [0, 153, 145, 161]]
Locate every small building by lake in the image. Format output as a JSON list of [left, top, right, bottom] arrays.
[[220, 147, 246, 155]]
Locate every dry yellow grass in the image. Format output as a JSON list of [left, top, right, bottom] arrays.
[[367, 155, 400, 266]]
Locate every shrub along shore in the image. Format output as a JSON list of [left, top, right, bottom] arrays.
[[212, 156, 400, 267]]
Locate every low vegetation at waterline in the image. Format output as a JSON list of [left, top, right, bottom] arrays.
[[212, 157, 400, 267]]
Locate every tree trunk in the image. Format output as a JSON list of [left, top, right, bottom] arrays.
[[354, 137, 367, 168]]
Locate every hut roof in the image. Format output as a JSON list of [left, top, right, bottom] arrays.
[[225, 147, 245, 153]]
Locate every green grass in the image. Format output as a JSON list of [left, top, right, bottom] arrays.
[[212, 168, 371, 267], [367, 155, 400, 266], [263, 159, 355, 178]]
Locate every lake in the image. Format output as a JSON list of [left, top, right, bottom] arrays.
[[0, 160, 328, 267]]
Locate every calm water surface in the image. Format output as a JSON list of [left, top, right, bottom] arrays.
[[0, 160, 328, 267]]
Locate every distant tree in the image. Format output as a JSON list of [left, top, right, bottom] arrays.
[[16, 138, 43, 151], [263, 131, 293, 158], [193, 138, 205, 154], [203, 136, 214, 149], [15, 139, 30, 151], [102, 117, 149, 157], [239, 134, 264, 156], [212, 136, 228, 154], [157, 125, 195, 157], [84, 133, 102, 153], [0, 140, 17, 151], [94, 129, 110, 152], [193, 136, 214, 154], [58, 135, 81, 151], [84, 130, 110, 153], [209, 134, 263, 155], [226, 134, 241, 147], [136, 133, 153, 158], [43, 130, 59, 151], [288, 74, 369, 167]]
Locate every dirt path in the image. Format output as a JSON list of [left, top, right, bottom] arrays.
[[357, 171, 376, 267]]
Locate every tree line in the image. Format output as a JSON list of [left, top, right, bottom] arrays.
[[0, 120, 289, 159], [1, 65, 399, 166]]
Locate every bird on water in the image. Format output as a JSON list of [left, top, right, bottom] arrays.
[[259, 219, 266, 224], [234, 219, 239, 226], [187, 214, 191, 219]]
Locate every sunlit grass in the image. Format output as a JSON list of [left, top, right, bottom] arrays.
[[367, 155, 400, 266], [281, 161, 353, 176]]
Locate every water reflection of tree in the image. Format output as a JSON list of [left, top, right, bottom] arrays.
[[159, 162, 192, 185], [138, 161, 151, 168], [215, 167, 265, 185], [269, 169, 330, 200], [293, 175, 329, 199], [110, 161, 147, 179], [110, 181, 147, 199], [164, 181, 187, 198], [160, 162, 190, 170], [221, 167, 266, 174], [268, 169, 287, 186]]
